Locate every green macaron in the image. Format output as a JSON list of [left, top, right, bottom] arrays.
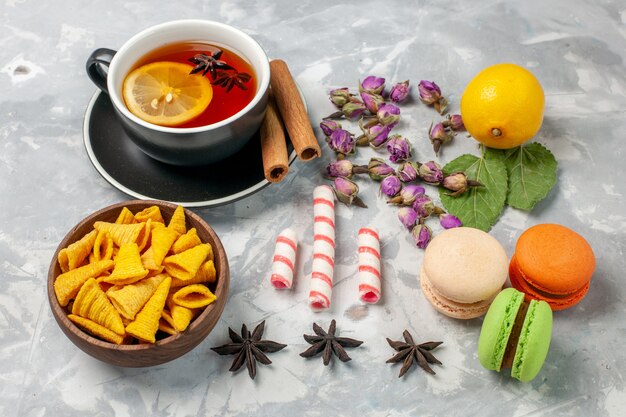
[[478, 288, 552, 382]]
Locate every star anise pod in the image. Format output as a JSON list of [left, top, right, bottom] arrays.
[[188, 50, 234, 80], [211, 320, 286, 380], [300, 319, 363, 366], [386, 330, 443, 377], [212, 70, 252, 92]]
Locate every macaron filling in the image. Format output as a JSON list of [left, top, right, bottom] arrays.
[[493, 291, 525, 370], [510, 300, 536, 380]]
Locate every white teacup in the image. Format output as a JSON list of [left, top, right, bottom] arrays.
[[86, 19, 270, 166]]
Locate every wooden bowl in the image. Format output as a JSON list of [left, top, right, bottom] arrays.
[[47, 200, 230, 367]]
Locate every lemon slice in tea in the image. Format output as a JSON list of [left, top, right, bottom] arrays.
[[122, 61, 213, 127]]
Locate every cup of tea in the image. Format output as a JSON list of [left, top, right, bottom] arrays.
[[86, 20, 270, 166]]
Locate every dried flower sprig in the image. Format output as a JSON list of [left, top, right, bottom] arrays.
[[327, 128, 356, 159], [326, 160, 368, 178], [428, 122, 455, 155], [386, 135, 412, 163], [443, 114, 464, 131], [331, 177, 367, 208], [418, 80, 448, 114], [318, 75, 471, 248], [442, 172, 483, 197], [389, 80, 410, 103], [359, 76, 386, 95], [366, 158, 395, 180]]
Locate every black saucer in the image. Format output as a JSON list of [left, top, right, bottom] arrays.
[[83, 91, 296, 207]]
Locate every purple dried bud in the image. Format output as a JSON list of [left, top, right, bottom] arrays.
[[439, 213, 463, 229], [360, 91, 384, 114], [418, 161, 443, 184], [412, 194, 435, 218], [389, 80, 410, 103], [341, 101, 367, 120], [411, 223, 432, 249], [442, 171, 468, 193], [377, 103, 401, 127], [333, 177, 367, 208], [334, 176, 357, 196], [365, 124, 393, 149], [380, 175, 402, 197], [368, 158, 395, 180], [418, 80, 441, 105], [429, 122, 447, 140], [428, 122, 455, 154], [449, 114, 464, 131], [397, 161, 419, 183], [328, 128, 355, 155], [398, 207, 418, 230], [418, 80, 448, 114], [329, 88, 352, 108], [327, 159, 353, 178], [388, 184, 425, 205], [360, 75, 386, 95], [386, 135, 412, 163], [443, 171, 483, 197], [320, 119, 341, 137]]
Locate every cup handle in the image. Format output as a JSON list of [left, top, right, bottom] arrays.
[[86, 48, 117, 95]]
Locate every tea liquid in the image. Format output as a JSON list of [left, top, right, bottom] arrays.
[[128, 41, 257, 128]]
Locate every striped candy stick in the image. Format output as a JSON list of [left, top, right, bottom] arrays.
[[270, 228, 298, 289], [358, 227, 381, 303], [310, 185, 335, 311]]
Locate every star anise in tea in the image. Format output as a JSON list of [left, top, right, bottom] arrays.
[[211, 320, 286, 380], [188, 49, 234, 80], [212, 70, 252, 92], [386, 330, 443, 377], [300, 319, 363, 366]]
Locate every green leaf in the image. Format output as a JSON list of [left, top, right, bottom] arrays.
[[439, 154, 508, 232], [486, 143, 557, 211]]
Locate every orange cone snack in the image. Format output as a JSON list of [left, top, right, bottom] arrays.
[[104, 243, 149, 285], [68, 314, 125, 344], [54, 260, 114, 307], [167, 205, 187, 235], [125, 277, 172, 343], [107, 274, 166, 320], [58, 230, 98, 273], [134, 205, 165, 224], [72, 278, 125, 335], [171, 284, 216, 309], [163, 244, 210, 281], [171, 228, 203, 254]]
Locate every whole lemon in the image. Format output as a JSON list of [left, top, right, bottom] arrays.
[[460, 63, 545, 149]]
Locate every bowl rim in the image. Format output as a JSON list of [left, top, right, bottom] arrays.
[[47, 199, 229, 352]]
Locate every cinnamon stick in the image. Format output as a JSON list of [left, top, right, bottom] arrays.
[[260, 93, 289, 183], [269, 59, 321, 161]]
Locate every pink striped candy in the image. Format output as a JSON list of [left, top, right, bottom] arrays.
[[310, 185, 335, 311], [358, 227, 381, 303], [270, 228, 298, 289]]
